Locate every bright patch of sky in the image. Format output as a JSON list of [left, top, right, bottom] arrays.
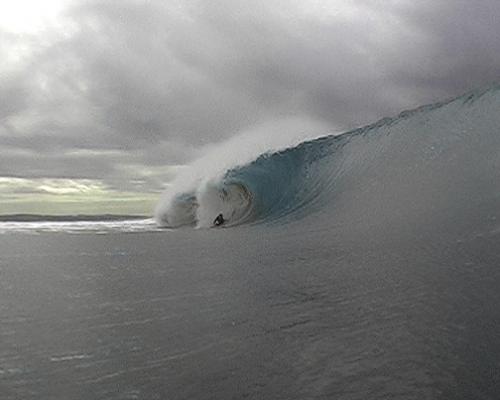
[[0, 0, 74, 34], [0, 178, 157, 215]]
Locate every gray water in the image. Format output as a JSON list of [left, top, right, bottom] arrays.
[[1, 214, 499, 399], [1, 86, 500, 399]]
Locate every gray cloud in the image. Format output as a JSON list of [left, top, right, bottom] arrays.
[[1, 0, 499, 192]]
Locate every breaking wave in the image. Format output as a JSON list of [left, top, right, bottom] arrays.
[[155, 84, 500, 229]]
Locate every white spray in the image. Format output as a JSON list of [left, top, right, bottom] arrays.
[[155, 117, 333, 228]]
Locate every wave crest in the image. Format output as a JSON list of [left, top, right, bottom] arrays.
[[156, 84, 500, 229], [155, 134, 338, 228]]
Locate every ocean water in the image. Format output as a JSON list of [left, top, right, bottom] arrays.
[[1, 86, 500, 399]]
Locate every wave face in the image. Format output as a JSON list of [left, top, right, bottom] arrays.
[[155, 85, 500, 229]]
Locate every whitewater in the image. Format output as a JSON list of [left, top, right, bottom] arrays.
[[1, 85, 500, 400]]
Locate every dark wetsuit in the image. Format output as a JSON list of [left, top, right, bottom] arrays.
[[213, 213, 225, 226]]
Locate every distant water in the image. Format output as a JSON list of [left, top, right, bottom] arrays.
[[1, 86, 500, 399], [0, 216, 159, 234]]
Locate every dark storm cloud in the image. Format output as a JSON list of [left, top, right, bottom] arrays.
[[1, 0, 499, 189], [381, 0, 500, 96]]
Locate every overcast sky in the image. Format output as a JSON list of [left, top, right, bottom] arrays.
[[1, 0, 499, 214]]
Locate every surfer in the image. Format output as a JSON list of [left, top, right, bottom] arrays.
[[213, 213, 225, 226]]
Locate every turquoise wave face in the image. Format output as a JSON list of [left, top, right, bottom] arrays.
[[223, 136, 340, 224], [156, 84, 500, 229]]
